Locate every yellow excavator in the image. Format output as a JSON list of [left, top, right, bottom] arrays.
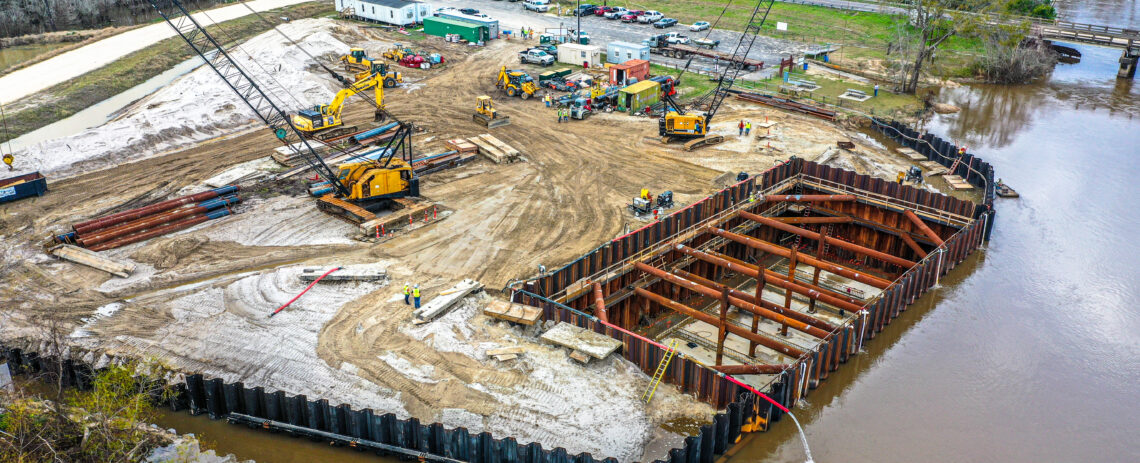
[[292, 70, 388, 140], [496, 66, 538, 99], [340, 47, 402, 87]]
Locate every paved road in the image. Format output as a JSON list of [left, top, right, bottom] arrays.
[[434, 0, 819, 77], [0, 0, 312, 105]]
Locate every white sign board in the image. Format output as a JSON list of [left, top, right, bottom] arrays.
[[776, 22, 788, 31]]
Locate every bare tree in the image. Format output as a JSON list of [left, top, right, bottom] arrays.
[[891, 0, 988, 93]]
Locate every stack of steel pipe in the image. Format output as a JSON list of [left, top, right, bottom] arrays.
[[58, 186, 241, 252]]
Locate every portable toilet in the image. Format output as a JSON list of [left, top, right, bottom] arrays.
[[609, 59, 650, 86], [606, 41, 650, 64], [557, 43, 602, 68], [422, 17, 489, 43], [619, 80, 660, 114]]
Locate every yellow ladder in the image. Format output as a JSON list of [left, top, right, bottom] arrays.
[[642, 340, 679, 403]]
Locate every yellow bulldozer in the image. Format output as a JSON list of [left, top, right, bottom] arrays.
[[473, 95, 510, 128], [292, 69, 388, 140], [496, 66, 538, 99], [340, 47, 402, 87]]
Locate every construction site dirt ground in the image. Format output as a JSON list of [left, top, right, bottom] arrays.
[[0, 18, 940, 462]]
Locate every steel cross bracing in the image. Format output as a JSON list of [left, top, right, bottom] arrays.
[[147, 0, 349, 197], [701, 0, 777, 124]]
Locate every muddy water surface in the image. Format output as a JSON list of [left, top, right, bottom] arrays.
[[729, 36, 1140, 463]]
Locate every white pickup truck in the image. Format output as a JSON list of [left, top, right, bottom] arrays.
[[524, 0, 550, 12], [663, 32, 690, 45], [638, 10, 664, 23], [519, 49, 555, 66]]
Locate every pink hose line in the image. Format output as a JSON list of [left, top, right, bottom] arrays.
[[269, 267, 342, 317]]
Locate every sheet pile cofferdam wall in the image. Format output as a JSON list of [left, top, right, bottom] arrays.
[[512, 143, 995, 459]]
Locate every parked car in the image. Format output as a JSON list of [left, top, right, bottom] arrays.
[[638, 11, 664, 23], [524, 0, 550, 12], [654, 18, 679, 28], [572, 4, 597, 16], [433, 7, 454, 16], [594, 6, 613, 16], [690, 21, 711, 31], [621, 10, 644, 22], [458, 8, 479, 15], [603, 7, 628, 19]]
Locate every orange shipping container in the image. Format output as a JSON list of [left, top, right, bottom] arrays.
[[609, 59, 650, 86]]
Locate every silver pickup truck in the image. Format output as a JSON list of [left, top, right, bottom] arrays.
[[519, 49, 555, 66]]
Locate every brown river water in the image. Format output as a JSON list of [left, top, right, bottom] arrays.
[[126, 4, 1140, 462]]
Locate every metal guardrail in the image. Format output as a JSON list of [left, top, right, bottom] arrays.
[[798, 175, 975, 227]]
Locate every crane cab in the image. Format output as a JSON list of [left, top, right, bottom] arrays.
[[661, 112, 708, 137], [337, 159, 417, 201]]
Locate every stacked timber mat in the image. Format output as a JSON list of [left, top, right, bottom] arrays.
[[466, 134, 521, 164], [52, 186, 241, 252]]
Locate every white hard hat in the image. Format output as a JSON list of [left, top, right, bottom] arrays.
[[414, 284, 419, 288]]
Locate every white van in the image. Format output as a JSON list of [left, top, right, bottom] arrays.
[[524, 0, 551, 12]]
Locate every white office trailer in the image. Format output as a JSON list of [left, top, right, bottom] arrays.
[[336, 0, 430, 27], [557, 43, 603, 68]]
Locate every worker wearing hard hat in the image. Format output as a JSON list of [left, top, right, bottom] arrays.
[[413, 284, 422, 309], [403, 283, 411, 305]]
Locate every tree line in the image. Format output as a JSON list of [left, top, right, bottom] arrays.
[[0, 0, 232, 40]]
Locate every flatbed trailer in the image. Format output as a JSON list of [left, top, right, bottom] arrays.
[[650, 43, 763, 69]]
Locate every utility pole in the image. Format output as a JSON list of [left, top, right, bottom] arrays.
[[576, 0, 581, 44]]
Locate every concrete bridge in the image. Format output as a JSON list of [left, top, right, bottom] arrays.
[[1031, 20, 1140, 79]]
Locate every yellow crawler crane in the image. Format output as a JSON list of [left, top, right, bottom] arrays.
[[291, 70, 387, 140]]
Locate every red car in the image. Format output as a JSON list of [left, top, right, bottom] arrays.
[[621, 10, 644, 22], [594, 6, 614, 16]]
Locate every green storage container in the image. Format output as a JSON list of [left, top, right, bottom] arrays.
[[422, 17, 489, 43]]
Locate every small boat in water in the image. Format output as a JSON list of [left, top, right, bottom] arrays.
[[996, 179, 1019, 198]]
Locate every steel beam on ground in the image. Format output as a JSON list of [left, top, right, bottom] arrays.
[[633, 287, 806, 358], [740, 211, 918, 269], [678, 245, 866, 314], [673, 270, 838, 332], [592, 282, 609, 324], [764, 194, 856, 202], [710, 363, 790, 375], [904, 209, 945, 247], [772, 216, 855, 225], [636, 262, 830, 338], [706, 227, 893, 289]]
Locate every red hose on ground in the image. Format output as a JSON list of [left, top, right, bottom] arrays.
[[723, 374, 791, 414], [269, 267, 342, 317]]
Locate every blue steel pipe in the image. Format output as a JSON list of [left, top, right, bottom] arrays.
[[352, 122, 398, 142]]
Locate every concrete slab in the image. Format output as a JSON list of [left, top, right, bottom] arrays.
[[299, 264, 387, 282], [540, 322, 622, 359], [413, 279, 483, 323]]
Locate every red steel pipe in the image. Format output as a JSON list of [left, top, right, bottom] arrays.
[[592, 282, 609, 324], [764, 194, 856, 202], [674, 245, 866, 314], [673, 270, 838, 332], [635, 262, 830, 338], [703, 250, 865, 308], [899, 232, 927, 258], [78, 197, 240, 247], [707, 227, 892, 289], [771, 216, 854, 224], [740, 211, 918, 268], [904, 209, 945, 247], [633, 287, 806, 358], [87, 214, 210, 252], [710, 363, 791, 375], [74, 188, 237, 235]]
